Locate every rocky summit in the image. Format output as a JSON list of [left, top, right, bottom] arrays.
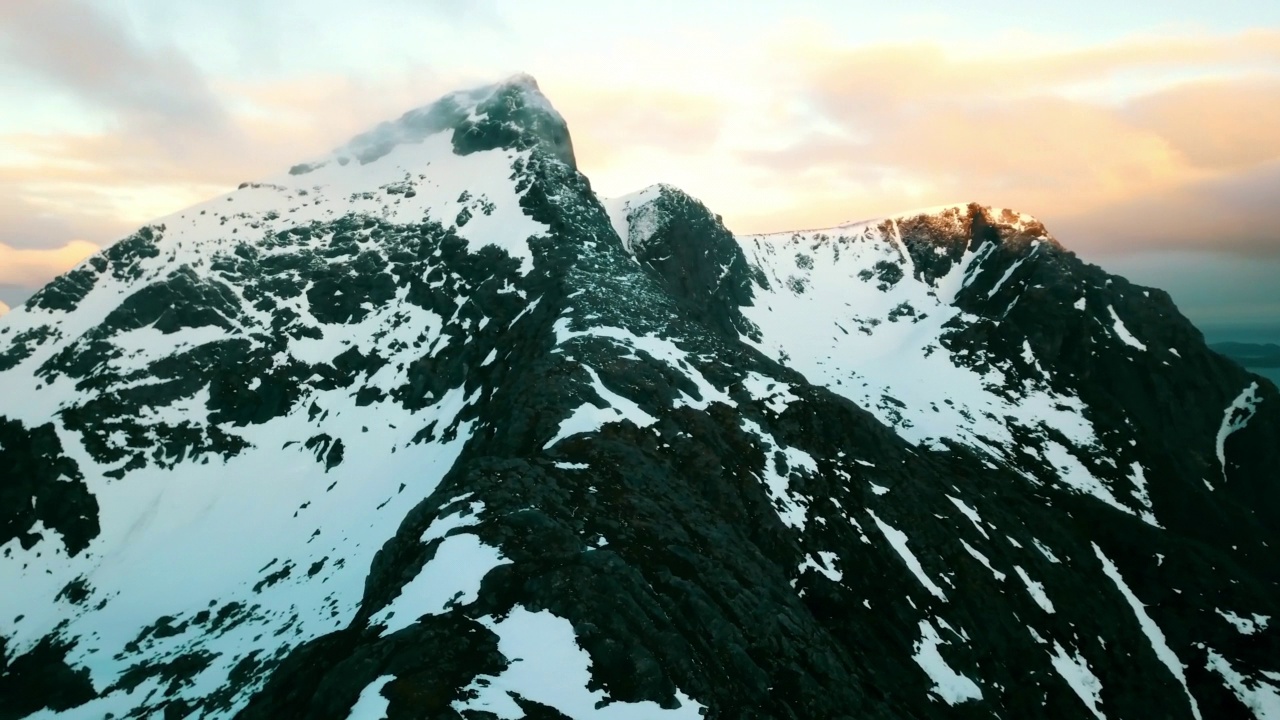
[[1, 75, 1278, 720]]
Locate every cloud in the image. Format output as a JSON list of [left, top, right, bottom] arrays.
[[0, 0, 243, 265], [1122, 76, 1280, 171], [1055, 160, 1280, 257], [0, 240, 99, 286], [724, 31, 1280, 257], [0, 300, 9, 316], [0, 284, 37, 310], [5, 66, 464, 186], [548, 83, 727, 169], [0, 0, 227, 130], [799, 30, 1280, 107]]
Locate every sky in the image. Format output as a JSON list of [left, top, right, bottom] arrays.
[[1, 0, 1278, 340]]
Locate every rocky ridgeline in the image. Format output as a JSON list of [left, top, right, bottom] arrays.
[[1, 76, 1277, 719]]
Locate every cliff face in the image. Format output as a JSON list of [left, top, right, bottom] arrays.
[[1, 76, 1277, 720]]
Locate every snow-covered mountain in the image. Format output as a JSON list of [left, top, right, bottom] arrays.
[[2, 74, 1278, 719]]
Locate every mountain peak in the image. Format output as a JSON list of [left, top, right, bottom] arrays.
[[494, 71, 542, 91], [601, 184, 687, 252], [287, 72, 573, 175]]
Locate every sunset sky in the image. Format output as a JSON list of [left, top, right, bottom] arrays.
[[1, 0, 1278, 338]]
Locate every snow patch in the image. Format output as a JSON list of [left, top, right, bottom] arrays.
[[1041, 441, 1138, 519], [986, 249, 1036, 298], [1216, 382, 1262, 483], [735, 219, 1100, 486], [453, 607, 705, 719], [1032, 538, 1061, 564], [1206, 649, 1280, 719], [743, 371, 799, 414], [347, 675, 395, 720], [912, 620, 982, 705], [1013, 566, 1056, 613], [960, 540, 1005, 581], [371, 534, 509, 635], [1127, 462, 1159, 526], [947, 496, 990, 539], [1048, 642, 1106, 719], [544, 364, 659, 449], [601, 184, 671, 255], [1094, 544, 1202, 720], [741, 419, 811, 530], [1107, 306, 1147, 351], [868, 509, 947, 601], [799, 551, 843, 582], [1216, 609, 1270, 635]]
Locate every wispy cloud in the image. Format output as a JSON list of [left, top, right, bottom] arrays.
[[0, 0, 228, 131], [0, 0, 243, 266]]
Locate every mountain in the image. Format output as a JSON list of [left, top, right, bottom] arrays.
[[2, 74, 1278, 719], [1213, 342, 1280, 370]]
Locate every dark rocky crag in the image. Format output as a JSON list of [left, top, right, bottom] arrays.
[[1, 76, 1278, 719]]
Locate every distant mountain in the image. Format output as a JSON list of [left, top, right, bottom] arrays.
[[2, 75, 1278, 719], [1213, 341, 1280, 368]]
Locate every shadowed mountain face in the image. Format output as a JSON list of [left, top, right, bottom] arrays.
[[1, 75, 1278, 720]]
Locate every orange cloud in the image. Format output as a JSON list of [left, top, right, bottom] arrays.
[[722, 30, 1280, 258], [802, 30, 1280, 106], [1123, 76, 1280, 171], [0, 191, 130, 253], [0, 239, 99, 286], [546, 82, 727, 168], [1054, 160, 1280, 257]]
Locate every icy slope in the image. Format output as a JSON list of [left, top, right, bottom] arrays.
[[727, 201, 1280, 537], [735, 205, 1144, 517]]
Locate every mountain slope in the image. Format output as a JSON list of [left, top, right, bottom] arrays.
[[1, 76, 1278, 720]]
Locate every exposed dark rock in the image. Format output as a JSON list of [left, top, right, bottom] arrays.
[[614, 185, 759, 341], [0, 418, 98, 555], [0, 637, 96, 720]]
